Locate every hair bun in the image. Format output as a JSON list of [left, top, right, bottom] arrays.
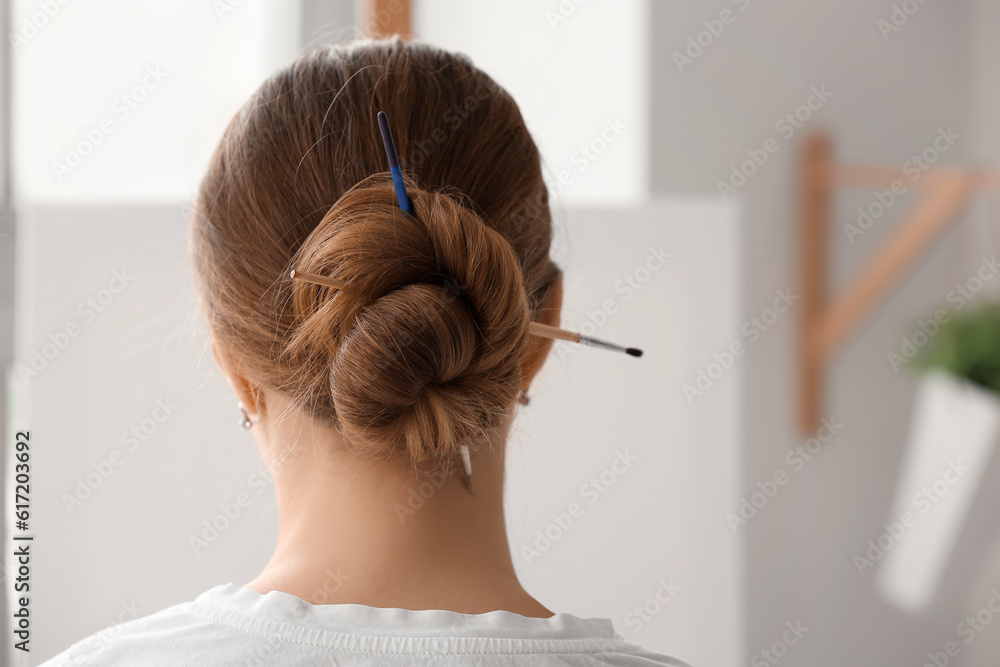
[[284, 174, 530, 466]]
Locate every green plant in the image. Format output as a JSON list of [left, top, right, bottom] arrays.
[[914, 301, 1000, 395]]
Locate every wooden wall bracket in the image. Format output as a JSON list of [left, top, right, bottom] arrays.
[[798, 131, 1000, 434]]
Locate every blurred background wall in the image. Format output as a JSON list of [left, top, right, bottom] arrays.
[[3, 1, 1000, 666], [650, 2, 1000, 664]]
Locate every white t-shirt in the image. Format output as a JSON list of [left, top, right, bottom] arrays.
[[39, 583, 693, 666]]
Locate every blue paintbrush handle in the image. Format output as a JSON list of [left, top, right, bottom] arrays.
[[377, 111, 413, 214]]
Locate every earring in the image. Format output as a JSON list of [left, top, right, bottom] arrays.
[[458, 445, 473, 494], [237, 401, 256, 430], [517, 390, 531, 406]]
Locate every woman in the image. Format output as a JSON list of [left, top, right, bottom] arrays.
[[41, 37, 691, 666]]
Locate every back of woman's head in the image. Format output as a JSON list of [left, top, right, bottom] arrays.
[[191, 37, 559, 475]]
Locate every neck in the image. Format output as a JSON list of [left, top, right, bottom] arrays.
[[242, 390, 552, 618]]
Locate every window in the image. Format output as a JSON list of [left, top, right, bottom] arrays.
[[415, 0, 650, 207], [12, 0, 301, 202]]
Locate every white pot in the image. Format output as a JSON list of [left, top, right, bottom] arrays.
[[876, 370, 1000, 614]]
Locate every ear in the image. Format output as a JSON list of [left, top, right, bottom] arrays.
[[519, 271, 563, 393], [211, 332, 261, 418]]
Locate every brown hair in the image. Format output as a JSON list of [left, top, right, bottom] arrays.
[[191, 37, 559, 474]]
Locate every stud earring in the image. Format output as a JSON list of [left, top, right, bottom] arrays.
[[237, 401, 256, 430]]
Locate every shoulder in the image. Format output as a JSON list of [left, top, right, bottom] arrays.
[[608, 649, 694, 666], [34, 587, 695, 667], [36, 599, 244, 666], [597, 633, 695, 667]]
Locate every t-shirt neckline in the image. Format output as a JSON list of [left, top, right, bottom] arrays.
[[189, 582, 623, 656]]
